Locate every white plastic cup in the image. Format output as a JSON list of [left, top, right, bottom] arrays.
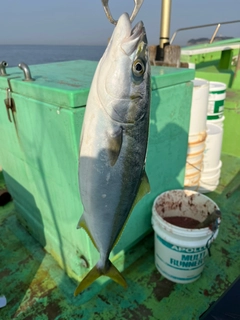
[[188, 141, 205, 156], [186, 152, 203, 164], [152, 190, 220, 283], [188, 131, 207, 144], [208, 81, 226, 114], [184, 171, 201, 187], [199, 180, 219, 193], [200, 171, 220, 185], [189, 79, 209, 135], [197, 184, 219, 194], [203, 124, 223, 170], [185, 160, 202, 175]]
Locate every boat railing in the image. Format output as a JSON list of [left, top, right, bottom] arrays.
[[170, 20, 240, 45]]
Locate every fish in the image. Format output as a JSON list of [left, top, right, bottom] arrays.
[[74, 12, 151, 296]]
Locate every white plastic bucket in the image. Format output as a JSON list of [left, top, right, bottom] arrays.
[[196, 185, 218, 194], [201, 169, 220, 182], [199, 179, 219, 193], [208, 81, 226, 114], [188, 62, 196, 69], [152, 190, 220, 283], [203, 124, 223, 169], [207, 116, 225, 128], [201, 161, 222, 179], [189, 79, 209, 135], [207, 112, 224, 120]]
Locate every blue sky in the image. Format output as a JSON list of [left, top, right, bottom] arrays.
[[1, 0, 240, 46]]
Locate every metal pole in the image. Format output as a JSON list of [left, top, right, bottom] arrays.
[[159, 0, 172, 49], [210, 23, 221, 44]]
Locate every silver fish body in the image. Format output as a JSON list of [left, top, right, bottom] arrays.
[[75, 12, 151, 295]]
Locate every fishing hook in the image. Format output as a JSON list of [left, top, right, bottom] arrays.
[[101, 0, 144, 25]]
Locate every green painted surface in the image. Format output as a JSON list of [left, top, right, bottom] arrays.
[[0, 61, 194, 283], [222, 90, 240, 157], [0, 62, 194, 108], [182, 38, 240, 51], [181, 38, 240, 67], [181, 39, 240, 90], [195, 68, 233, 88], [0, 153, 239, 319], [0, 60, 98, 108]]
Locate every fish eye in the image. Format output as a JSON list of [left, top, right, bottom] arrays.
[[132, 59, 145, 77]]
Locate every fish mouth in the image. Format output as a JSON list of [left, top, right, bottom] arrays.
[[119, 13, 147, 56], [130, 21, 144, 41]]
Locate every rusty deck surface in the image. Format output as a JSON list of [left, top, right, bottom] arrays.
[[0, 152, 240, 320]]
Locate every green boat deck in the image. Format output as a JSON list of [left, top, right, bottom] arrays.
[[1, 85, 240, 318], [1, 153, 240, 319], [1, 45, 240, 318]]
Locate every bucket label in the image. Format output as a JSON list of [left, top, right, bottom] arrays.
[[156, 235, 207, 271], [208, 100, 224, 114], [157, 235, 206, 253], [169, 254, 205, 269]]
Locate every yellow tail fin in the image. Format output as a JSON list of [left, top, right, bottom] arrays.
[[74, 260, 127, 296]]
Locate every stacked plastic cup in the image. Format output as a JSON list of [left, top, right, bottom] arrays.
[[184, 79, 209, 190]]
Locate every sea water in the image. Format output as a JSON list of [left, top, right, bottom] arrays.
[[0, 45, 106, 67]]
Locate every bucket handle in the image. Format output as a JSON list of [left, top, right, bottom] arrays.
[[205, 220, 219, 256]]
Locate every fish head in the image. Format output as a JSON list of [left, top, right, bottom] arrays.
[[96, 13, 150, 124]]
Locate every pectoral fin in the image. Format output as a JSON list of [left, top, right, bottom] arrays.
[[107, 126, 123, 166], [133, 169, 151, 206], [77, 214, 98, 250]]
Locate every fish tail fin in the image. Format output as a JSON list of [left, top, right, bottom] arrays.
[[74, 260, 127, 296], [74, 264, 101, 296], [105, 260, 127, 288]]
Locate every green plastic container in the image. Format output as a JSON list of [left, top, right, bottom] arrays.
[[0, 60, 194, 283]]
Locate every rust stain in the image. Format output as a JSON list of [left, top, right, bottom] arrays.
[[18, 256, 34, 266], [14, 268, 57, 318], [121, 303, 153, 319], [203, 289, 210, 296], [221, 247, 231, 267], [205, 274, 231, 298], [0, 268, 11, 278], [149, 270, 175, 302], [98, 294, 111, 305], [44, 298, 63, 319]]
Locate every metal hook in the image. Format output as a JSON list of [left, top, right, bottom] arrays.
[[18, 62, 35, 81], [101, 0, 144, 25], [0, 61, 8, 76]]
